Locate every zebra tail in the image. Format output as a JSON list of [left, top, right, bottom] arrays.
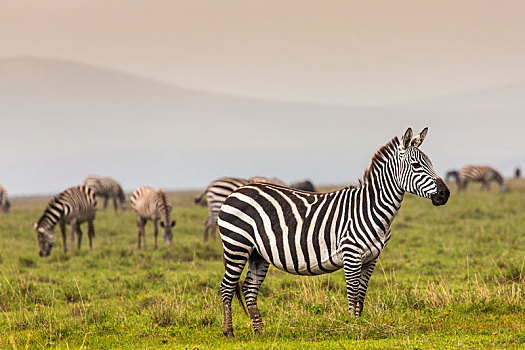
[[194, 188, 207, 204], [234, 280, 248, 317]]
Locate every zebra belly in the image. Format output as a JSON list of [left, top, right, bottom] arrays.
[[256, 245, 344, 276]]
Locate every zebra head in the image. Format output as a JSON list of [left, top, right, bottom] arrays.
[[398, 127, 450, 206], [160, 219, 176, 246], [33, 223, 54, 257]]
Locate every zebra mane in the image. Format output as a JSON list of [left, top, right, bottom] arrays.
[[36, 194, 64, 227], [156, 190, 171, 213], [359, 137, 400, 186]]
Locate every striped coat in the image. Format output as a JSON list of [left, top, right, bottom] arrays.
[[34, 186, 97, 257], [83, 176, 127, 210], [458, 165, 506, 191], [217, 127, 450, 337], [195, 176, 286, 242], [130, 187, 175, 249]]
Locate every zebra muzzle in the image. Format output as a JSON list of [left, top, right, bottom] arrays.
[[431, 178, 450, 206]]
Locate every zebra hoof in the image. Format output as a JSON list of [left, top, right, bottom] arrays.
[[223, 330, 234, 338]]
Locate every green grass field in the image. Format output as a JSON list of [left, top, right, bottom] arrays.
[[1, 180, 524, 349]]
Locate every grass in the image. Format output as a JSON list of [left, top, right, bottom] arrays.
[[0, 180, 524, 349]]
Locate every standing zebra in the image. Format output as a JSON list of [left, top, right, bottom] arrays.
[[218, 127, 450, 337], [130, 186, 175, 249], [83, 176, 127, 210], [33, 186, 97, 257], [0, 186, 10, 213], [457, 165, 506, 192], [194, 176, 286, 242]]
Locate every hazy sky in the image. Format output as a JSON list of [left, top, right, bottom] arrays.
[[2, 0, 524, 105], [1, 1, 524, 196]]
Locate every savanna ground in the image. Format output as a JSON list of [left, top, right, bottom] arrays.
[[0, 180, 524, 349]]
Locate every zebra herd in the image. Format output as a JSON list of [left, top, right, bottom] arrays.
[[1, 126, 517, 337]]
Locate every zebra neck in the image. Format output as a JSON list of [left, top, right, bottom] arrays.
[[359, 162, 405, 234]]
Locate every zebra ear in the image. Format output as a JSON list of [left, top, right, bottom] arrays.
[[401, 127, 413, 150], [33, 222, 38, 230], [411, 127, 428, 148]]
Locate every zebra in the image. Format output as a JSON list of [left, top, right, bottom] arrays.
[[130, 186, 175, 249], [457, 165, 507, 192], [194, 176, 286, 242], [290, 180, 316, 192], [445, 170, 459, 183], [83, 176, 127, 210], [33, 186, 97, 257], [217, 127, 450, 337], [0, 186, 10, 213]]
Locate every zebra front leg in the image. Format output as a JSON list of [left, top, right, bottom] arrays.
[[87, 219, 95, 252], [59, 221, 67, 253], [342, 249, 362, 317], [153, 219, 159, 249], [243, 250, 269, 334], [221, 242, 250, 337], [103, 196, 109, 210], [113, 197, 118, 211], [203, 216, 211, 242], [356, 258, 378, 316]]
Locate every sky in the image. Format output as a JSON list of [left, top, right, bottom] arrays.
[[1, 0, 524, 105], [0, 1, 524, 195]]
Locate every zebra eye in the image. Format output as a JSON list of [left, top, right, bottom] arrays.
[[412, 162, 422, 169]]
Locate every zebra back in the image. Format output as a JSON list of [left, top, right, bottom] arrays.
[[130, 187, 172, 222]]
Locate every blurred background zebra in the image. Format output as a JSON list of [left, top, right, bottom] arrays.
[[130, 186, 175, 249], [194, 176, 286, 243], [289, 179, 316, 192], [83, 176, 127, 211], [0, 186, 10, 213], [457, 165, 506, 192], [33, 186, 97, 257], [217, 127, 450, 337]]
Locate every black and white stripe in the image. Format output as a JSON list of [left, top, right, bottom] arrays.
[[34, 186, 97, 257], [130, 186, 175, 249], [457, 165, 506, 191], [0, 186, 10, 213], [217, 127, 450, 337], [83, 176, 127, 210], [195, 176, 285, 242]]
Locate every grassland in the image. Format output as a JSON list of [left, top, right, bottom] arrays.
[[0, 180, 524, 349]]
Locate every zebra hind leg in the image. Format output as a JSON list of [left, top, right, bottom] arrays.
[[220, 242, 251, 338], [76, 224, 83, 251], [69, 222, 76, 252], [87, 219, 95, 252], [203, 216, 212, 242], [243, 250, 270, 334]]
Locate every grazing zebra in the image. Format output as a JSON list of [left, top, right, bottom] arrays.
[[218, 127, 450, 337], [33, 186, 97, 257], [0, 186, 10, 213], [83, 176, 127, 210], [457, 165, 506, 192], [290, 180, 316, 192], [130, 186, 175, 249], [195, 176, 286, 242]]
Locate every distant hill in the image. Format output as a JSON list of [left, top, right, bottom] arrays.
[[0, 57, 524, 195], [408, 82, 525, 110]]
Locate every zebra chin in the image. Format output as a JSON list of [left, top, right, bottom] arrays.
[[430, 178, 450, 206]]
